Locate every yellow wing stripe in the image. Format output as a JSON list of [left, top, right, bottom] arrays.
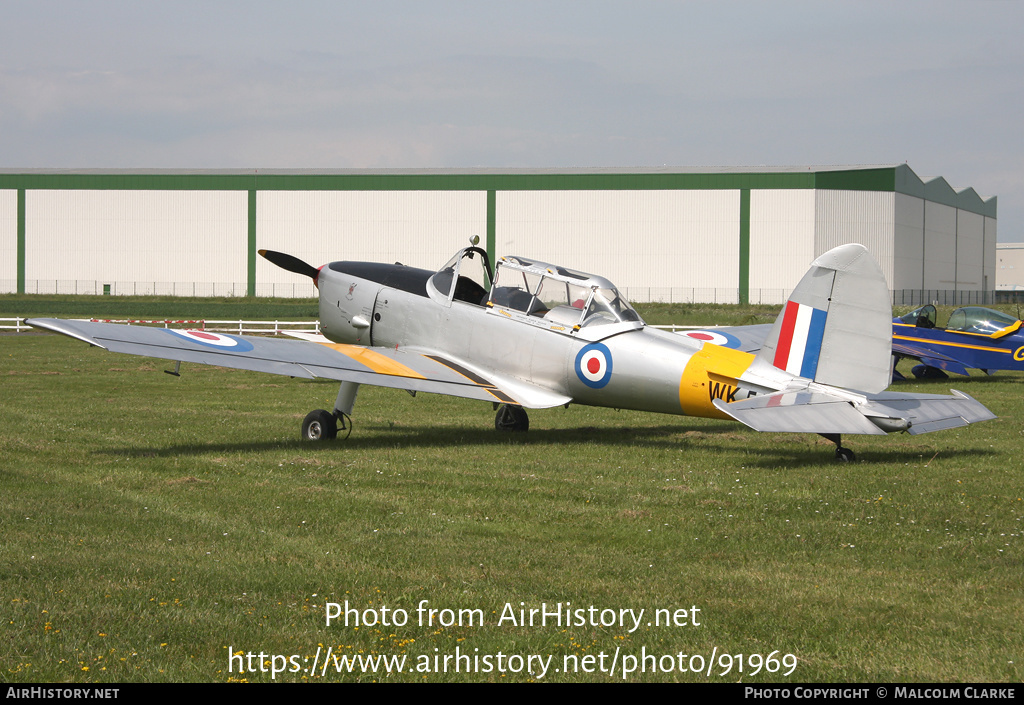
[[320, 343, 428, 379], [893, 335, 1011, 355]]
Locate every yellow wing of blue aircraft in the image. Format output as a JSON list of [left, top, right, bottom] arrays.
[[29, 242, 995, 461]]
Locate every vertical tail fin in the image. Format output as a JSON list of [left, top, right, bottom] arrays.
[[757, 243, 892, 394]]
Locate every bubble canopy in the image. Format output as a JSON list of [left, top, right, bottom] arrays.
[[488, 255, 643, 329]]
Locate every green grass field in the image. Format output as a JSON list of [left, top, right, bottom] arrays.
[[1, 317, 1022, 682]]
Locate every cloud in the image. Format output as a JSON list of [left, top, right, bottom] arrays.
[[1, 1, 1020, 233]]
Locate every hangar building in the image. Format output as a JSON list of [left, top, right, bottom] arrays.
[[0, 165, 997, 305], [996, 243, 1024, 292]]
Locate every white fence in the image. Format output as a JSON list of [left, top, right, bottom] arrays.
[[1, 280, 317, 298], [3, 318, 321, 336], [1, 317, 31, 332], [3, 278, 1016, 305]]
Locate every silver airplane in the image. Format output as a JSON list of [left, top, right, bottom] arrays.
[[29, 240, 995, 461]]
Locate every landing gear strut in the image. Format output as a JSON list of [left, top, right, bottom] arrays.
[[495, 404, 529, 432], [820, 433, 855, 462]]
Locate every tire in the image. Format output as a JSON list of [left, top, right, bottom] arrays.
[[302, 409, 338, 441], [494, 404, 529, 432], [911, 364, 948, 379]]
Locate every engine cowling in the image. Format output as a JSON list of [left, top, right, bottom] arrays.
[[318, 266, 384, 345]]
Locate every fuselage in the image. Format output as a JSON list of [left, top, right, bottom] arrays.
[[892, 304, 1024, 374], [315, 254, 765, 419], [893, 322, 1024, 370]]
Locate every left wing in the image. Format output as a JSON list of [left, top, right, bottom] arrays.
[[890, 337, 973, 376], [27, 318, 570, 409]]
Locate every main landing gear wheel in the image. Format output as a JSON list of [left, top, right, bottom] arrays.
[[494, 404, 529, 432], [302, 409, 338, 441], [912, 364, 948, 379]]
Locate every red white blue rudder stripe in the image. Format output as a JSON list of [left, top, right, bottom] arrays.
[[755, 244, 895, 394], [772, 301, 827, 378]]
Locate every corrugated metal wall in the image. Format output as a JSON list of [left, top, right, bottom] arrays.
[[923, 201, 957, 290], [956, 210, 985, 289], [814, 190, 896, 288], [498, 190, 741, 303], [748, 189, 815, 303], [0, 190, 16, 292], [893, 194, 924, 290], [984, 217, 997, 290], [256, 191, 486, 297], [25, 191, 248, 296]]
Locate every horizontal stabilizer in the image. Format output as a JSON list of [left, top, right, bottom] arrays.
[[713, 391, 885, 435], [714, 386, 995, 436], [861, 389, 996, 435]]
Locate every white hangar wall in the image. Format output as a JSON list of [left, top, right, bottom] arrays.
[[815, 190, 897, 290], [996, 244, 1024, 290], [956, 209, 985, 290], [23, 190, 249, 296], [498, 190, 741, 303], [255, 191, 487, 297], [0, 166, 998, 304], [924, 200, 958, 292], [984, 216, 998, 289], [894, 194, 925, 291], [0, 190, 16, 291], [748, 190, 816, 304], [892, 194, 995, 294]]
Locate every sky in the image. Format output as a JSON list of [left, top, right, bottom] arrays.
[[2, 1, 1021, 238]]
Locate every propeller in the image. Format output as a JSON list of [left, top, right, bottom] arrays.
[[258, 249, 321, 282]]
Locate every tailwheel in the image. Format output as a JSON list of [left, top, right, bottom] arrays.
[[835, 447, 856, 462], [495, 404, 529, 432], [821, 433, 855, 462], [302, 409, 338, 441]]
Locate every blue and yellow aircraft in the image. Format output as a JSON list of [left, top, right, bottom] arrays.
[[892, 304, 1024, 378]]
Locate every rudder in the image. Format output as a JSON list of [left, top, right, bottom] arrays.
[[757, 244, 892, 394]]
